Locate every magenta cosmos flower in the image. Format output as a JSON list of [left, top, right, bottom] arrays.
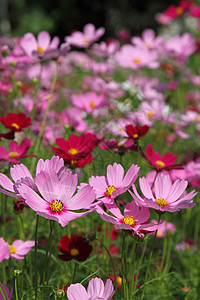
[[67, 277, 115, 300], [142, 144, 179, 171], [130, 173, 197, 212], [17, 168, 96, 227], [0, 138, 35, 163], [89, 163, 139, 204], [0, 156, 65, 199], [71, 92, 107, 113], [20, 31, 60, 57], [0, 237, 34, 261], [96, 201, 163, 235]]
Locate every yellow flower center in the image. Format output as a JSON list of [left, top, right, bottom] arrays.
[[70, 248, 79, 256], [83, 38, 89, 44], [37, 46, 44, 53], [133, 58, 141, 64], [9, 245, 17, 254], [119, 128, 124, 131], [147, 111, 154, 118], [11, 123, 19, 130], [133, 133, 138, 139], [68, 148, 79, 155], [122, 216, 135, 226], [9, 152, 18, 158], [106, 185, 117, 197], [156, 231, 162, 237], [156, 160, 165, 168], [89, 102, 96, 108], [156, 198, 167, 208], [50, 200, 64, 213], [194, 116, 199, 122], [176, 6, 184, 16]]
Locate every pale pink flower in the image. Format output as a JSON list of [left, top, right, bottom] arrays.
[[131, 174, 197, 212], [0, 156, 65, 199], [17, 169, 96, 227], [20, 31, 60, 57], [131, 29, 164, 52], [72, 92, 107, 113], [0, 237, 10, 263], [91, 40, 119, 57], [65, 23, 105, 48], [0, 238, 34, 261], [96, 201, 163, 235], [115, 44, 159, 70], [67, 277, 114, 300], [150, 220, 176, 238], [89, 163, 139, 204]]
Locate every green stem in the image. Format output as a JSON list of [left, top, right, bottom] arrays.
[[71, 260, 77, 283], [34, 215, 39, 294], [133, 239, 148, 294], [30, 62, 58, 174], [95, 238, 117, 291], [129, 241, 137, 299], [15, 278, 19, 300], [140, 214, 161, 300], [46, 221, 55, 285], [121, 231, 127, 299]]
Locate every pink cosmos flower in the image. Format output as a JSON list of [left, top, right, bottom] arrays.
[[65, 23, 105, 48], [131, 29, 164, 52], [0, 138, 35, 163], [115, 45, 159, 70], [0, 237, 10, 263], [20, 31, 60, 57], [91, 40, 119, 58], [89, 163, 139, 204], [150, 220, 176, 238], [67, 277, 115, 300], [130, 173, 197, 212], [71, 92, 107, 113], [96, 201, 163, 236], [17, 168, 96, 227], [0, 238, 34, 261], [0, 156, 65, 199]]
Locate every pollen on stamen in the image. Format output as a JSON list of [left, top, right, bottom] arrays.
[[106, 185, 117, 197], [122, 216, 135, 226], [9, 245, 17, 254], [11, 123, 19, 130], [133, 58, 140, 64], [89, 102, 96, 108], [50, 200, 64, 213], [68, 148, 79, 155], [156, 198, 167, 208], [37, 46, 44, 53], [156, 160, 165, 168], [70, 248, 79, 256], [9, 152, 18, 158]]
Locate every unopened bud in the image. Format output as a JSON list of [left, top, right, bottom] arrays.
[[56, 289, 65, 298], [14, 269, 22, 277], [87, 231, 96, 241]]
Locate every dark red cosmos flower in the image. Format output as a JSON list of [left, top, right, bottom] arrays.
[[142, 144, 180, 171], [0, 113, 31, 132], [52, 133, 103, 168], [57, 234, 93, 262], [125, 125, 149, 141], [99, 138, 138, 154]]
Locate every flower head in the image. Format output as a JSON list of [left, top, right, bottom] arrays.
[[52, 133, 102, 168], [0, 238, 34, 261], [125, 124, 149, 141], [57, 234, 92, 262], [67, 277, 115, 300], [0, 113, 31, 132], [142, 144, 179, 171], [89, 163, 139, 204], [131, 173, 197, 212]]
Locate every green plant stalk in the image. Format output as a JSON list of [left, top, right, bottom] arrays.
[[15, 277, 19, 300], [129, 241, 137, 299], [121, 231, 127, 299], [30, 62, 58, 174], [34, 215, 39, 297], [71, 260, 77, 284], [194, 205, 200, 243], [133, 239, 148, 294], [140, 214, 161, 300], [46, 221, 55, 285], [95, 238, 117, 291], [163, 236, 172, 274]]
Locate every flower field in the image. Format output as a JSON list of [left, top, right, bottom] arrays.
[[1, 1, 200, 299]]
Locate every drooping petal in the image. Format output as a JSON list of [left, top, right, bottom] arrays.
[[0, 174, 15, 192], [10, 164, 34, 182]]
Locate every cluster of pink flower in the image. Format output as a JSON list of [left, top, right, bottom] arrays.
[[0, 11, 199, 297]]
